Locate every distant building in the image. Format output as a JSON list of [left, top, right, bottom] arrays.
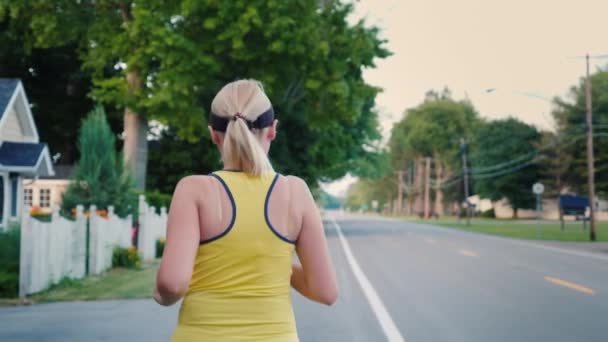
[[23, 164, 74, 214], [0, 79, 54, 229]]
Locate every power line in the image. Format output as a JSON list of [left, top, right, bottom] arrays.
[[419, 128, 606, 193], [468, 127, 587, 174], [427, 130, 603, 185]]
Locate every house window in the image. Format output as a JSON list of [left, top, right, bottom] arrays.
[[24, 189, 33, 207], [39, 189, 51, 208]]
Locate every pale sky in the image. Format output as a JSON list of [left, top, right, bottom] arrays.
[[322, 0, 608, 197]]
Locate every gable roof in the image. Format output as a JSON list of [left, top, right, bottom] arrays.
[[0, 141, 46, 167], [0, 141, 54, 176], [40, 164, 74, 180], [0, 79, 20, 121]]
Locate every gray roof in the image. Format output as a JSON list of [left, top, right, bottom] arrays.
[[40, 164, 74, 180], [0, 141, 46, 167], [0, 79, 20, 120]]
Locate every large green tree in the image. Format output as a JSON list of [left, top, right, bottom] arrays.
[[0, 1, 388, 190], [388, 91, 481, 213], [146, 128, 221, 195], [470, 118, 541, 218], [552, 69, 608, 197], [0, 17, 97, 164]]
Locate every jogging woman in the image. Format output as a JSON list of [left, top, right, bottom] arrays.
[[154, 79, 338, 341]]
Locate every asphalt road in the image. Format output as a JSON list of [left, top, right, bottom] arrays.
[[1, 214, 607, 341]]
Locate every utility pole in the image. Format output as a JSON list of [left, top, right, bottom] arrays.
[[424, 157, 431, 219], [460, 138, 471, 226], [585, 54, 597, 241]]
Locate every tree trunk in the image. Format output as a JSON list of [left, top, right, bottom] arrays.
[[123, 71, 148, 190], [413, 158, 425, 217], [423, 157, 431, 219], [434, 159, 444, 218], [513, 207, 518, 219]]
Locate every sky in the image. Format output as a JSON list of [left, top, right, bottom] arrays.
[[321, 0, 608, 198]]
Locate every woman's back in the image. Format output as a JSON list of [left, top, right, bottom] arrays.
[[173, 171, 299, 341], [155, 80, 337, 342]]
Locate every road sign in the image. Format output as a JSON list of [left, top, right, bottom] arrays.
[[533, 182, 544, 238], [533, 182, 545, 195]]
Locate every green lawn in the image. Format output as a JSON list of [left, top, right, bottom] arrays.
[[26, 261, 159, 304], [405, 216, 608, 242]]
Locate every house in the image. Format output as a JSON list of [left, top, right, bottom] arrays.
[[0, 79, 55, 229], [23, 164, 74, 213]]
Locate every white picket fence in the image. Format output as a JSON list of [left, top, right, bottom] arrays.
[[19, 198, 167, 297], [88, 205, 133, 276], [19, 205, 87, 297], [137, 195, 168, 261]]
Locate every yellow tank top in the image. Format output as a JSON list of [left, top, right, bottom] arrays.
[[173, 171, 298, 342]]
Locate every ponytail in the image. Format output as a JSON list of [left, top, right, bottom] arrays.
[[210, 80, 275, 176], [223, 117, 274, 176]]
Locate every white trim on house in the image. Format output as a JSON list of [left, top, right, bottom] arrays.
[[0, 84, 21, 133], [0, 80, 39, 142], [16, 81, 39, 141]]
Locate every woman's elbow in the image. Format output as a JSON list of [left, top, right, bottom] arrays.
[[316, 285, 339, 306], [157, 278, 189, 299]]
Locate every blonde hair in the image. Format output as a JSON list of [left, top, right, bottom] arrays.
[[210, 79, 275, 176]]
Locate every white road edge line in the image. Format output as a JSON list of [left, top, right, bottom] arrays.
[[330, 218, 406, 342]]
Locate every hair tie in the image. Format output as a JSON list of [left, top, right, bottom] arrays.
[[233, 113, 244, 121]]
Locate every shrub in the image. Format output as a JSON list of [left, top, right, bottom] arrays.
[[30, 206, 52, 222], [146, 191, 171, 214], [61, 105, 137, 218], [112, 246, 141, 269], [155, 238, 165, 258], [481, 208, 496, 218], [31, 213, 52, 222], [0, 226, 20, 298]]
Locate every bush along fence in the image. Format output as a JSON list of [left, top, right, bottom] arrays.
[[18, 196, 167, 298]]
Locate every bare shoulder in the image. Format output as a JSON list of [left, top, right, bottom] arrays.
[[284, 175, 311, 194], [173, 175, 217, 196], [282, 175, 314, 204]]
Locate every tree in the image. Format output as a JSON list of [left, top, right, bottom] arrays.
[[146, 128, 221, 195], [345, 176, 395, 212], [552, 69, 608, 197], [61, 106, 137, 217], [536, 131, 571, 198], [388, 94, 481, 214], [470, 118, 541, 218], [0, 17, 97, 164], [1, 1, 389, 190]]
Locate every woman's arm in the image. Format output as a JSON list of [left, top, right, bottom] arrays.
[[291, 263, 313, 299], [290, 177, 338, 305], [154, 176, 201, 306]]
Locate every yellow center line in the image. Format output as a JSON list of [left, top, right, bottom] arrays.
[[459, 249, 478, 257], [544, 276, 595, 295]]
